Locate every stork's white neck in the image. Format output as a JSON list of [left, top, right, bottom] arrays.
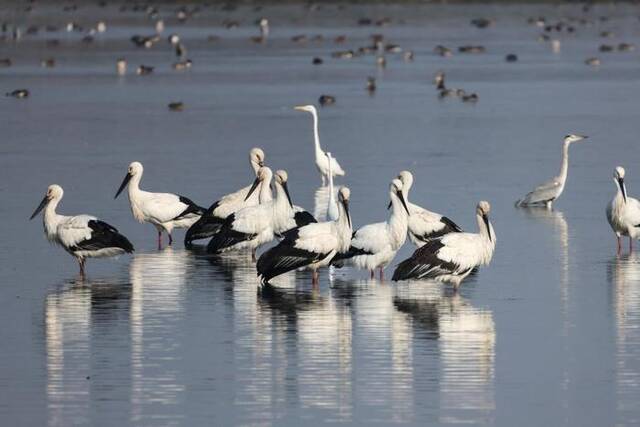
[[43, 197, 63, 242], [259, 178, 273, 204], [272, 182, 294, 230], [476, 213, 494, 244], [388, 192, 409, 249], [335, 201, 352, 252]]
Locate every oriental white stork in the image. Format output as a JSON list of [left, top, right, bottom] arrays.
[[30, 184, 133, 276], [392, 201, 495, 289], [185, 147, 266, 245], [114, 161, 204, 249], [257, 187, 352, 285]]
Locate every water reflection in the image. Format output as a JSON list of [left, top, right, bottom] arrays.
[[394, 283, 496, 425], [45, 277, 131, 426], [129, 248, 191, 425], [608, 254, 640, 420]]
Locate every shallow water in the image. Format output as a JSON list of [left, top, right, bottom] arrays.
[[2, 2, 640, 426]]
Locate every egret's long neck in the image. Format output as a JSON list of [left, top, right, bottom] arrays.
[[389, 194, 409, 248], [312, 111, 323, 156], [43, 198, 62, 241], [558, 142, 570, 184], [328, 157, 335, 201]]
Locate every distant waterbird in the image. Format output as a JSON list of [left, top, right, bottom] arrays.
[[31, 184, 133, 276], [114, 161, 204, 248], [392, 201, 495, 289], [294, 104, 345, 185], [607, 167, 640, 254], [515, 134, 588, 208], [257, 187, 352, 285]]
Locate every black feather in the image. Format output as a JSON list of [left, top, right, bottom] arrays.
[[71, 220, 134, 253], [184, 212, 225, 245], [294, 211, 317, 227], [411, 216, 463, 243], [206, 214, 255, 253], [257, 236, 328, 283], [173, 195, 205, 220], [392, 239, 459, 281]]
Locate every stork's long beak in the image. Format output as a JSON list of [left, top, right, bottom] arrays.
[[258, 160, 265, 167], [342, 199, 351, 228], [115, 173, 132, 199], [387, 201, 392, 210], [397, 190, 410, 216], [282, 181, 293, 209], [483, 214, 492, 242], [30, 195, 48, 220], [245, 176, 261, 201], [619, 177, 627, 203]]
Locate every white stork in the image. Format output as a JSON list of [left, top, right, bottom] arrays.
[[30, 184, 134, 276], [333, 178, 410, 279], [392, 201, 495, 289], [257, 187, 352, 285], [207, 168, 315, 260], [515, 134, 588, 208], [607, 166, 640, 254], [185, 147, 266, 245], [114, 161, 204, 249], [397, 170, 462, 246], [294, 104, 345, 185]]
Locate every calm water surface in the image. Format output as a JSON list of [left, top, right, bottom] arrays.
[[1, 2, 640, 426]]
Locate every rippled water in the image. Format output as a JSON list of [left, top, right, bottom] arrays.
[[2, 2, 640, 426]]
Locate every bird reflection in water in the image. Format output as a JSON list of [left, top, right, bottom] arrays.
[[608, 253, 640, 418], [45, 276, 131, 426], [394, 282, 496, 425]]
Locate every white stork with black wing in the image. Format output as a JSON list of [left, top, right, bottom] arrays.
[[31, 184, 134, 276], [332, 178, 410, 279], [207, 168, 316, 260], [257, 187, 352, 285], [392, 201, 495, 289], [115, 161, 204, 248], [398, 170, 462, 246], [185, 147, 266, 245], [607, 166, 640, 254]]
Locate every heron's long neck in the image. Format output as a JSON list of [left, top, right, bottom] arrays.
[[43, 198, 62, 241], [312, 112, 323, 156], [328, 158, 335, 202], [558, 142, 570, 184], [389, 195, 409, 248]]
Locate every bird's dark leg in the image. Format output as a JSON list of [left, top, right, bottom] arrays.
[[157, 231, 163, 250], [370, 270, 375, 279], [312, 270, 319, 286], [379, 267, 384, 280], [630, 237, 634, 253], [617, 236, 622, 255], [168, 234, 173, 246], [251, 249, 257, 262], [78, 258, 85, 277]]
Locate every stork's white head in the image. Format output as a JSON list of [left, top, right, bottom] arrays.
[[275, 169, 288, 184], [115, 162, 143, 199], [397, 170, 414, 192], [614, 166, 627, 202], [390, 179, 410, 215], [477, 200, 491, 216], [250, 147, 265, 169], [30, 184, 63, 219], [128, 161, 144, 176], [564, 134, 588, 144], [338, 186, 351, 227], [245, 166, 273, 201], [294, 104, 317, 115]]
